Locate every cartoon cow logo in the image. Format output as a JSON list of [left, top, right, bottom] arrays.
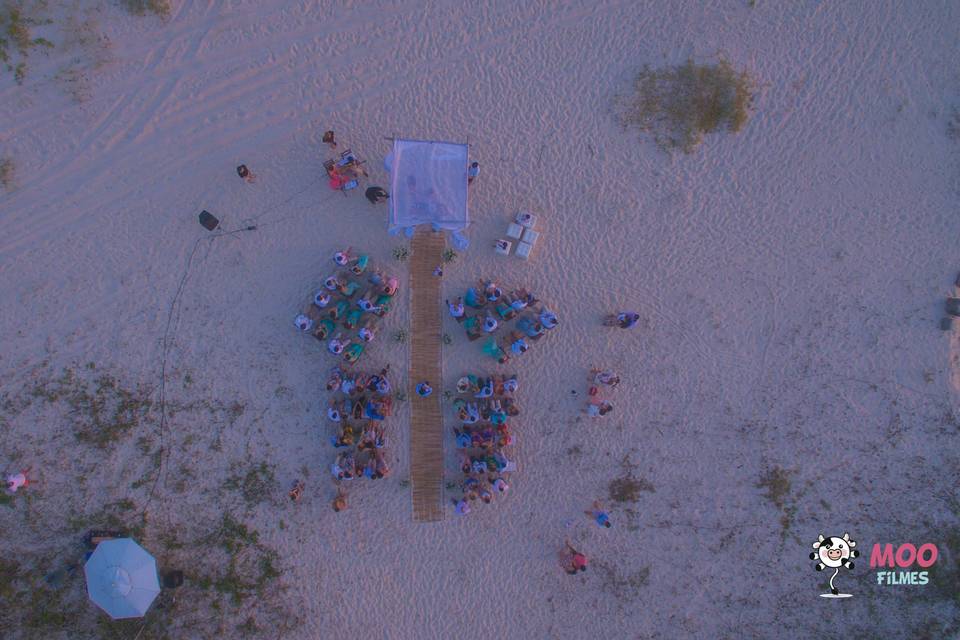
[[810, 533, 858, 598]]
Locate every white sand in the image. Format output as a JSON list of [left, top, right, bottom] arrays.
[[2, 1, 960, 637]]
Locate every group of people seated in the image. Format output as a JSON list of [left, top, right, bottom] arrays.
[[294, 248, 400, 365], [324, 147, 368, 192], [446, 280, 559, 364], [326, 365, 393, 481], [585, 367, 619, 417], [451, 374, 519, 515]]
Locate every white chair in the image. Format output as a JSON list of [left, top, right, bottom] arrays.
[[516, 212, 536, 228]]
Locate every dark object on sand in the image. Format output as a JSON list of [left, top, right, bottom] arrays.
[[323, 130, 337, 148], [946, 298, 960, 317], [236, 164, 250, 179], [161, 570, 184, 589], [955, 272, 960, 287], [365, 186, 389, 204], [941, 317, 955, 331], [84, 529, 126, 549], [198, 210, 219, 231]]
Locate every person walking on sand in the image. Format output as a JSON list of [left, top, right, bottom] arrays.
[[365, 186, 389, 204], [586, 500, 612, 528], [323, 130, 337, 149], [604, 311, 640, 329], [415, 381, 433, 397], [467, 161, 480, 185]]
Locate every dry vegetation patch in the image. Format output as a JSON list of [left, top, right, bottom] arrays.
[[608, 454, 655, 503], [0, 155, 15, 191], [120, 0, 171, 19], [620, 58, 756, 153], [0, 1, 54, 84], [0, 364, 299, 639]]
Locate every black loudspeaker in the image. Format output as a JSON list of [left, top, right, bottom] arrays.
[[198, 210, 219, 231]]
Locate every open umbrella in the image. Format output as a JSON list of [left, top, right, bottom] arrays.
[[84, 538, 160, 619]]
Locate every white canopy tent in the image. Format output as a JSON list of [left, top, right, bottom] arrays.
[[386, 139, 469, 235]]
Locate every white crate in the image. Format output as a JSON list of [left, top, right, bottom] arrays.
[[495, 239, 512, 256], [506, 222, 523, 239], [515, 241, 533, 259], [521, 228, 539, 244]]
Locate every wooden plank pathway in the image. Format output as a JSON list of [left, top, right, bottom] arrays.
[[409, 228, 446, 522]]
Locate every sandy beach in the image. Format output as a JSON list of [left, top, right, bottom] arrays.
[[1, 1, 959, 638]]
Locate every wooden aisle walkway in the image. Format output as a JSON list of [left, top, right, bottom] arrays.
[[409, 228, 446, 522]]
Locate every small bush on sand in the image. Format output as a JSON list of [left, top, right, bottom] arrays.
[[0, 156, 15, 191], [120, 0, 172, 18], [621, 58, 755, 153]]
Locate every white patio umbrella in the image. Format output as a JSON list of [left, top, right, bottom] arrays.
[[84, 538, 160, 619]]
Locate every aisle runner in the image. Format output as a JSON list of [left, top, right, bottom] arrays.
[[409, 228, 446, 521]]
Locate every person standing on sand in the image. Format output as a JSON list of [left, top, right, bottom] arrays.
[[332, 488, 347, 512], [467, 161, 480, 184], [365, 186, 389, 204], [323, 130, 337, 149]]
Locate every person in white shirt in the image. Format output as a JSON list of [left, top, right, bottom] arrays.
[[483, 315, 498, 333], [492, 476, 509, 495], [333, 248, 352, 266], [539, 307, 559, 329], [446, 297, 464, 319], [294, 314, 313, 331], [328, 334, 345, 355], [5, 471, 28, 493], [327, 401, 343, 422], [586, 401, 613, 418], [314, 291, 331, 307], [358, 325, 375, 342], [454, 498, 471, 515]]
